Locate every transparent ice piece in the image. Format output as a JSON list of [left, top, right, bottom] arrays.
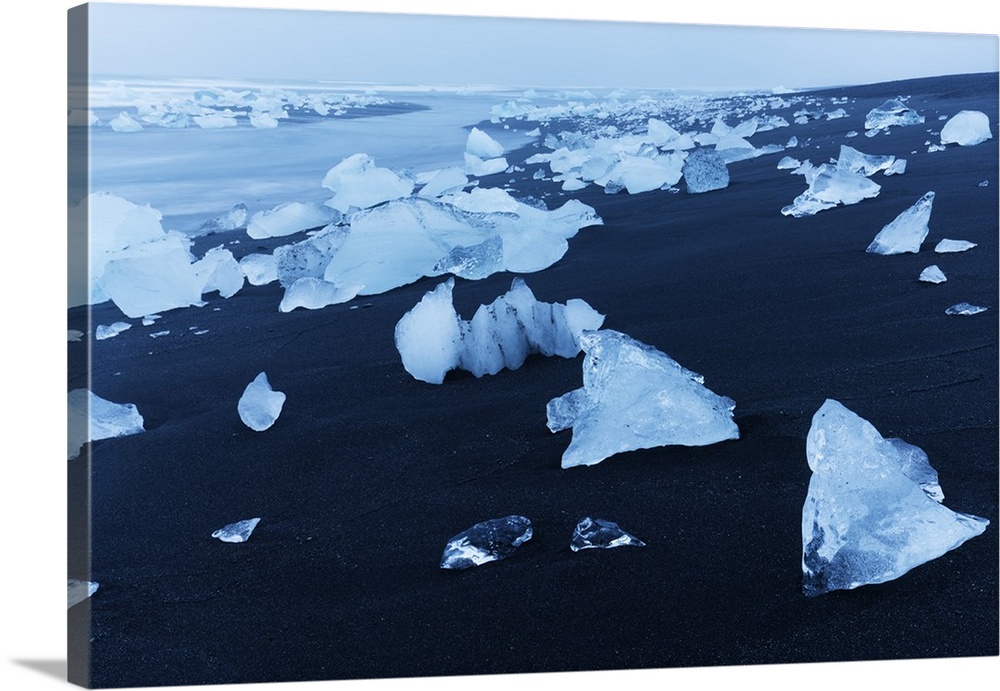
[[934, 239, 977, 253], [68, 579, 99, 608], [945, 302, 988, 316], [866, 191, 934, 255], [237, 372, 286, 431], [918, 265, 947, 284], [570, 517, 646, 552], [440, 515, 533, 570], [212, 517, 261, 543]]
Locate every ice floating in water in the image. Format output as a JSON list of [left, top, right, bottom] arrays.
[[801, 399, 988, 596], [440, 515, 533, 570], [237, 373, 286, 431], [68, 579, 99, 608], [322, 153, 414, 213], [212, 517, 261, 543], [934, 239, 977, 253], [246, 201, 339, 240], [866, 192, 934, 255], [67, 388, 145, 460], [940, 110, 993, 146], [945, 302, 988, 316], [394, 277, 604, 384], [682, 148, 729, 193], [570, 517, 646, 551], [919, 265, 947, 284], [864, 99, 924, 132], [95, 321, 131, 340], [547, 330, 739, 468]]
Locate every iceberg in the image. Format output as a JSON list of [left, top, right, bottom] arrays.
[[95, 321, 131, 340], [919, 265, 947, 284], [945, 302, 988, 316], [68, 579, 99, 608], [212, 517, 261, 543], [682, 148, 729, 193], [866, 192, 934, 255], [394, 277, 604, 384], [67, 388, 145, 460], [570, 517, 646, 551], [246, 201, 339, 240], [547, 330, 739, 468], [440, 515, 533, 570], [237, 372, 286, 431], [321, 153, 414, 213], [864, 99, 924, 132], [940, 110, 993, 146], [934, 239, 977, 253], [801, 399, 988, 596]]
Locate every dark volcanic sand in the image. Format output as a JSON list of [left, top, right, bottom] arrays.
[[68, 72, 999, 688]]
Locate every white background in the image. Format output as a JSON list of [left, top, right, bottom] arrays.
[[2, 2, 997, 690]]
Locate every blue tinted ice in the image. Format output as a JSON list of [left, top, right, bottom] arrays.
[[570, 517, 646, 552], [440, 516, 533, 569]]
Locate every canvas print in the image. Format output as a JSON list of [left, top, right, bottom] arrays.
[[67, 3, 998, 688]]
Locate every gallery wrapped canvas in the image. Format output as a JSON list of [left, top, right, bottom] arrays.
[[66, 2, 997, 689]]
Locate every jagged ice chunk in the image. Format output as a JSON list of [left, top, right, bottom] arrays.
[[68, 580, 99, 608], [946, 302, 988, 316], [212, 517, 261, 543], [570, 517, 646, 551], [67, 388, 145, 460], [547, 330, 739, 468], [935, 239, 977, 253], [440, 515, 532, 569], [866, 191, 934, 255], [682, 148, 729, 193], [801, 399, 988, 596], [919, 265, 947, 283]]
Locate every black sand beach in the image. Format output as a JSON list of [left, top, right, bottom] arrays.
[[68, 72, 998, 688]]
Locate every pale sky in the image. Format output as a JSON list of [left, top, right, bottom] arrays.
[[80, 1, 999, 91]]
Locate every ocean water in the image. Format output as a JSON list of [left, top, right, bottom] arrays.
[[73, 77, 549, 233]]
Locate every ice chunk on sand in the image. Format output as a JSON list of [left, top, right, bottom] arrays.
[[919, 265, 947, 284], [570, 517, 646, 551], [95, 321, 131, 340], [934, 239, 976, 253], [801, 399, 988, 596], [278, 277, 363, 312], [394, 277, 604, 384], [67, 388, 145, 460], [193, 246, 244, 298], [212, 517, 261, 543], [682, 148, 729, 193], [836, 146, 895, 177], [777, 156, 801, 170], [322, 153, 414, 213], [465, 127, 505, 159], [884, 159, 907, 176], [646, 118, 693, 150], [940, 110, 993, 146], [417, 167, 469, 198], [782, 164, 881, 217], [945, 302, 988, 316], [866, 191, 934, 255], [246, 201, 339, 240], [864, 99, 924, 132], [440, 515, 532, 570], [68, 329, 84, 342], [547, 330, 739, 468], [68, 579, 99, 608], [239, 253, 278, 286], [274, 225, 350, 288], [98, 234, 206, 317], [596, 153, 685, 194], [237, 373, 286, 431], [431, 235, 504, 280]]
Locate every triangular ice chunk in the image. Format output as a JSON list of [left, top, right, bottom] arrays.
[[547, 330, 739, 468], [212, 517, 261, 543], [570, 517, 646, 551], [801, 400, 988, 596], [866, 191, 934, 255], [440, 515, 533, 570]]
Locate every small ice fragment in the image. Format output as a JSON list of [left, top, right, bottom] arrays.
[[866, 191, 934, 255], [440, 515, 532, 569], [95, 321, 131, 340], [884, 159, 907, 176], [919, 265, 947, 284], [777, 156, 801, 170], [237, 372, 286, 431], [68, 579, 99, 608], [801, 400, 989, 596], [547, 330, 739, 468], [68, 329, 84, 342], [570, 517, 646, 552], [682, 148, 730, 193], [978, 180, 989, 187], [142, 314, 162, 326], [67, 388, 145, 460], [864, 99, 924, 131], [940, 110, 993, 146], [149, 330, 170, 338], [212, 517, 261, 543], [934, 239, 977, 253], [109, 111, 143, 132], [945, 302, 988, 316]]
